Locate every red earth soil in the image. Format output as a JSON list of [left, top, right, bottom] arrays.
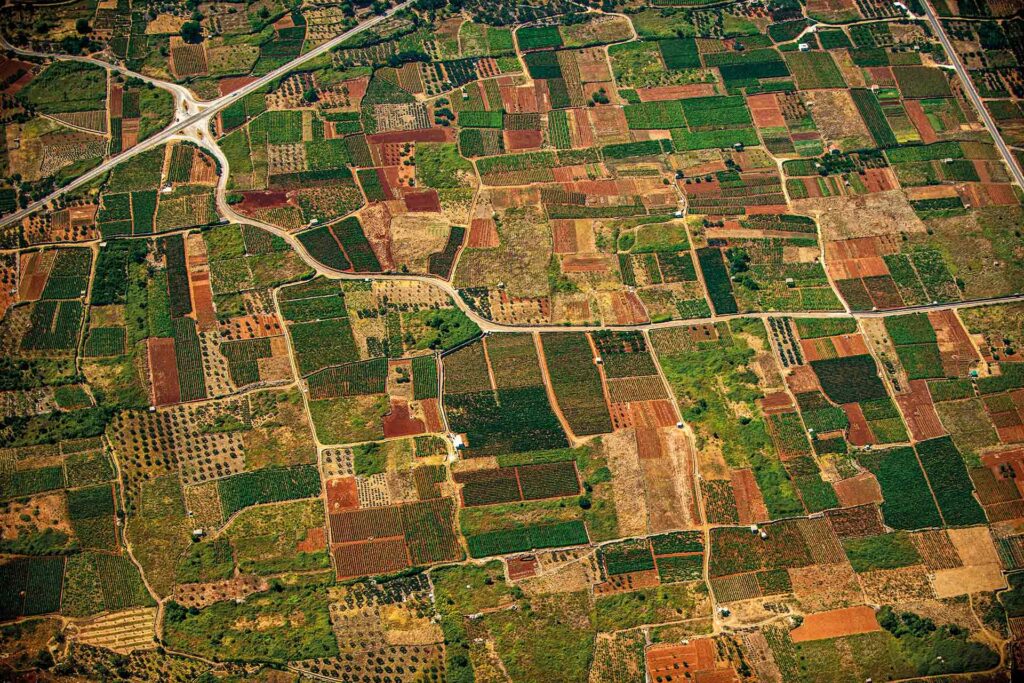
[[636, 84, 717, 101], [896, 379, 946, 441], [843, 403, 874, 446], [506, 555, 539, 580], [504, 129, 543, 151], [732, 468, 769, 524], [296, 527, 326, 552], [420, 398, 444, 433], [366, 128, 453, 145], [326, 476, 360, 514], [218, 76, 258, 96], [382, 399, 426, 438], [611, 292, 648, 325], [790, 606, 882, 642], [238, 191, 290, 210], [467, 218, 499, 248], [402, 189, 442, 212], [147, 337, 181, 406], [833, 472, 884, 507]]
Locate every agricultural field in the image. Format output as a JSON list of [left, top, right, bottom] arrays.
[[2, 0, 1024, 680]]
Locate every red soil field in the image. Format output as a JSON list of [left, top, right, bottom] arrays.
[[903, 100, 938, 144], [760, 392, 795, 415], [832, 333, 869, 357], [186, 235, 216, 332], [468, 218, 499, 248], [326, 476, 360, 514], [833, 472, 883, 507], [646, 639, 717, 679], [366, 128, 454, 145], [571, 108, 595, 147], [897, 379, 946, 441], [504, 129, 543, 151], [382, 399, 426, 438], [109, 85, 123, 118], [218, 76, 258, 97], [800, 338, 834, 363], [403, 189, 442, 212], [611, 291, 648, 325], [636, 83, 717, 101], [329, 506, 403, 542], [732, 468, 769, 524], [825, 237, 890, 279], [866, 66, 895, 87], [17, 251, 52, 301], [562, 254, 612, 273], [790, 606, 882, 642], [506, 555, 539, 581], [421, 398, 444, 433], [500, 84, 538, 113], [863, 167, 897, 193], [0, 58, 34, 95], [238, 191, 290, 210], [843, 403, 874, 446], [552, 220, 578, 254], [747, 93, 786, 128], [296, 527, 326, 553], [534, 79, 551, 113], [634, 427, 664, 459], [220, 314, 283, 341], [147, 337, 181, 406]]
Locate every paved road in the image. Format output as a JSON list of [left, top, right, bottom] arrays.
[[921, 0, 1024, 189], [0, 1, 412, 231]]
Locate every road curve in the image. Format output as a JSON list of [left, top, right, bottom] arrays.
[[0, 1, 412, 231]]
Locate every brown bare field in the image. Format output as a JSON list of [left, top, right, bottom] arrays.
[[589, 106, 630, 144], [507, 555, 539, 581], [790, 562, 865, 612], [646, 640, 719, 680], [326, 476, 359, 514], [785, 365, 821, 394], [147, 337, 181, 406], [637, 84, 717, 101], [747, 93, 786, 128], [804, 90, 873, 152], [833, 472, 883, 507], [18, 250, 55, 301], [896, 379, 946, 441], [732, 468, 769, 524], [382, 399, 426, 438], [843, 403, 873, 446], [824, 237, 892, 280], [903, 100, 939, 143], [552, 220, 578, 253], [790, 606, 881, 642], [571, 108, 596, 147]]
